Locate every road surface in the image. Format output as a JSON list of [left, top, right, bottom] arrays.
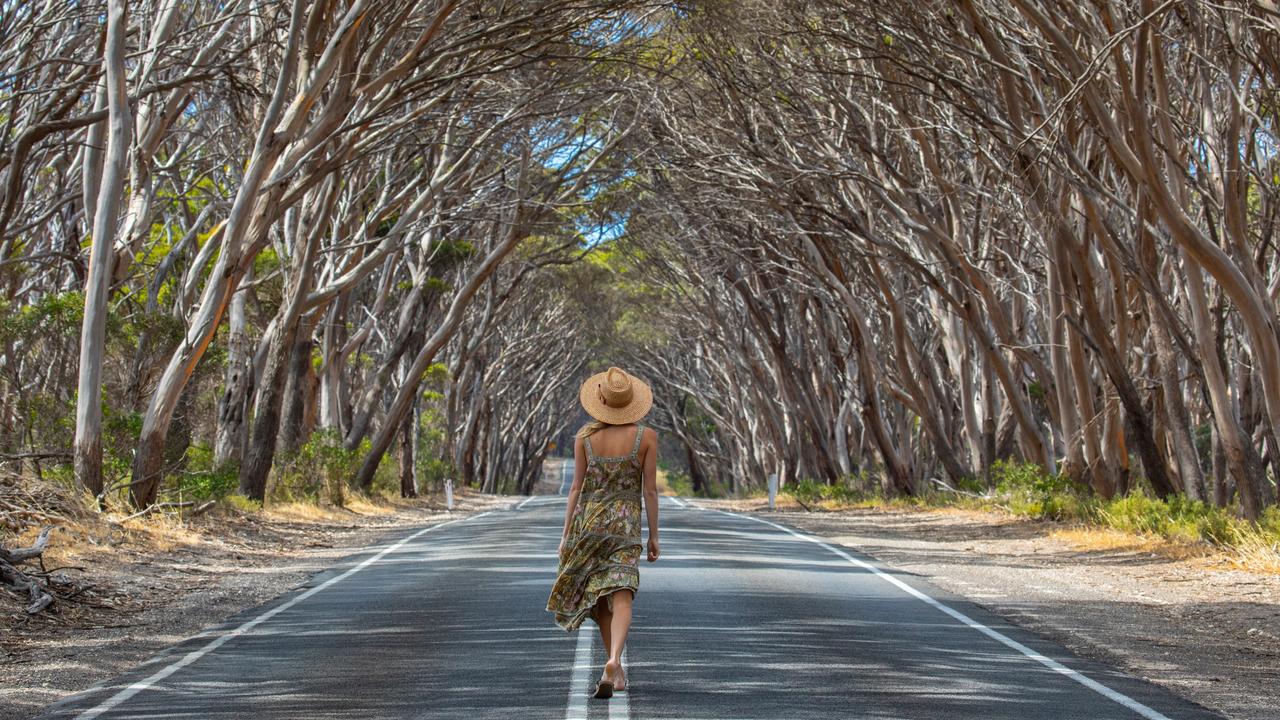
[[37, 495, 1223, 719]]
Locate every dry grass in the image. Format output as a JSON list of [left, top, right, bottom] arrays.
[[1026, 523, 1280, 575], [1050, 526, 1212, 561], [1230, 535, 1280, 574]]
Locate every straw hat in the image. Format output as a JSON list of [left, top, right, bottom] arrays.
[[579, 366, 652, 425]]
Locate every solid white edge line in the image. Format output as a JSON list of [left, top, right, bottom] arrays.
[[666, 496, 687, 508], [72, 511, 494, 720], [516, 496, 535, 510], [565, 626, 593, 720], [713, 509, 1175, 720]]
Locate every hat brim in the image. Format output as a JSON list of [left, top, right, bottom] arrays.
[[579, 370, 653, 425]]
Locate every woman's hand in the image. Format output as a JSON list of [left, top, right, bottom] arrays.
[[646, 536, 660, 563]]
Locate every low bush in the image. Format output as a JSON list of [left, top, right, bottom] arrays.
[[270, 429, 362, 506], [176, 445, 239, 502]]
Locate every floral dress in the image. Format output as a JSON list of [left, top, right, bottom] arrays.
[[546, 425, 646, 632]]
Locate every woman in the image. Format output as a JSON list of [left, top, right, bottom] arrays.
[[546, 366, 660, 699]]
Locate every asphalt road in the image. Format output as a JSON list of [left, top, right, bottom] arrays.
[[37, 495, 1224, 720]]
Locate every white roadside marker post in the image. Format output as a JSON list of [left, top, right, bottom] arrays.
[[445, 478, 454, 511], [767, 473, 778, 510]]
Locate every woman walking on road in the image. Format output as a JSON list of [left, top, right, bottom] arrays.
[[546, 366, 661, 699]]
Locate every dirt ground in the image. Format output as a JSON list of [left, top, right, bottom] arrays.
[[0, 489, 513, 720], [689, 496, 1280, 720]]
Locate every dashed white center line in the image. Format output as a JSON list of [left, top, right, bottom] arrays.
[[564, 627, 593, 720]]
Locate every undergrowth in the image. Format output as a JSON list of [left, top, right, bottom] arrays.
[[783, 461, 1280, 568]]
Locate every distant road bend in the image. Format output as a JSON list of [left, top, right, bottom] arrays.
[[38, 495, 1222, 719]]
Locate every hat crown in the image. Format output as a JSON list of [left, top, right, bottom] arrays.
[[599, 366, 634, 407]]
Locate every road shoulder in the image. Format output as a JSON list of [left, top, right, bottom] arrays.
[[692, 498, 1279, 720]]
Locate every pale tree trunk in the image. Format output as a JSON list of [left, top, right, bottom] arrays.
[[214, 271, 252, 467], [73, 0, 130, 498]]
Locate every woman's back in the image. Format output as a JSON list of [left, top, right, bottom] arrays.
[[584, 423, 643, 458]]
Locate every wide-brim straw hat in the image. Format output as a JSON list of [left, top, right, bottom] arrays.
[[579, 366, 653, 425]]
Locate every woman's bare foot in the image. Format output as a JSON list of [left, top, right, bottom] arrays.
[[602, 659, 625, 691]]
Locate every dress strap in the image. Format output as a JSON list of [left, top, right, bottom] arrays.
[[584, 433, 595, 462], [627, 424, 644, 461]]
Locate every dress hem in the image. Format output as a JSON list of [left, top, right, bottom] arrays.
[[550, 583, 639, 632]]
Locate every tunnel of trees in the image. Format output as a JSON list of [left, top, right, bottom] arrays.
[[1, 1, 1278, 521]]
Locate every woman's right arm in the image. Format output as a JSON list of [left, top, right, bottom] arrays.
[[642, 428, 660, 562]]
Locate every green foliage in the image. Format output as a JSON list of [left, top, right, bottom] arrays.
[[1097, 494, 1256, 546], [223, 494, 263, 513], [101, 402, 142, 486], [797, 459, 1280, 555], [991, 460, 1088, 520], [412, 382, 454, 494], [271, 429, 365, 506], [788, 478, 862, 507], [0, 290, 84, 344], [176, 445, 239, 501], [423, 277, 451, 294], [421, 362, 449, 386], [428, 238, 476, 268]]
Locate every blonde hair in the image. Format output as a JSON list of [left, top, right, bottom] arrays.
[[576, 420, 609, 439]]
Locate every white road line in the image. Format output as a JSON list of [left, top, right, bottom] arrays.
[[715, 509, 1175, 720], [72, 511, 493, 720], [610, 648, 630, 720], [516, 496, 535, 509], [565, 628, 594, 720], [666, 496, 687, 508], [559, 459, 573, 496]]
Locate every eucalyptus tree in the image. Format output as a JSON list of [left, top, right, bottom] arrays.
[[609, 0, 1279, 518]]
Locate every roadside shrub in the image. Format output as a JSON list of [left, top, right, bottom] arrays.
[[176, 445, 238, 501], [992, 460, 1088, 520], [271, 429, 362, 506], [1098, 494, 1254, 546], [415, 455, 455, 495], [788, 478, 862, 507]]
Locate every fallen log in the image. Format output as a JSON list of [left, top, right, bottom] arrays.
[[1, 526, 55, 614]]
